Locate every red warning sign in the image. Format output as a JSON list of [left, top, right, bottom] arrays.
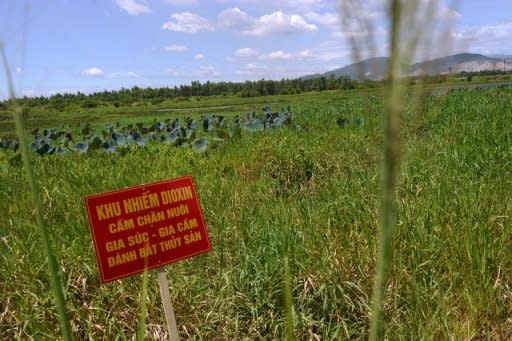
[[84, 176, 211, 283]]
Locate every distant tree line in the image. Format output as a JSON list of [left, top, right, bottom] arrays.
[[0, 75, 358, 111], [1, 69, 510, 112]]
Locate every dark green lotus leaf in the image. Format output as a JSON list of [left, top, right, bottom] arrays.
[[73, 141, 89, 154], [44, 129, 59, 140], [270, 114, 285, 128], [153, 121, 165, 131], [186, 118, 197, 130], [169, 118, 180, 131], [353, 117, 365, 128], [182, 127, 196, 142], [1, 139, 13, 151], [101, 140, 117, 154], [29, 139, 41, 152], [133, 134, 147, 147], [192, 137, 208, 154], [264, 112, 275, 123], [202, 116, 214, 132], [113, 133, 127, 146], [125, 133, 133, 142], [36, 142, 52, 156], [149, 132, 159, 141], [28, 140, 40, 153], [245, 119, 264, 132], [337, 117, 348, 127], [164, 131, 180, 145], [55, 146, 69, 156], [47, 145, 56, 155], [213, 115, 225, 128], [57, 135, 70, 145], [262, 106, 271, 113]]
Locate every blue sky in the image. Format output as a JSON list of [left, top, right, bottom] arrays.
[[0, 0, 511, 99]]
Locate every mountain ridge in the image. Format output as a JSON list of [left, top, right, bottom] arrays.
[[304, 53, 512, 80]]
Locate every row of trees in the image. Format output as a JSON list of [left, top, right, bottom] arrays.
[[0, 75, 359, 111], [2, 69, 509, 112]]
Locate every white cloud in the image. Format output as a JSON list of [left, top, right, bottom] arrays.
[[194, 53, 205, 60], [259, 50, 294, 60], [81, 67, 105, 77], [114, 0, 150, 16], [298, 49, 314, 59], [437, 7, 461, 20], [165, 44, 187, 52], [108, 71, 139, 78], [234, 47, 259, 57], [250, 11, 317, 36], [218, 7, 255, 31], [164, 0, 199, 7], [162, 12, 215, 33], [219, 8, 317, 36], [450, 21, 512, 55], [305, 11, 340, 27], [217, 0, 322, 13], [256, 45, 348, 63]]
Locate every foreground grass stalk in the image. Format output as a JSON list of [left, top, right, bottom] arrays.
[[369, 1, 403, 340], [136, 254, 149, 341], [283, 255, 294, 341], [1, 43, 73, 340]]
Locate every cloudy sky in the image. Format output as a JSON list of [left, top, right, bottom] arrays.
[[0, 0, 511, 98]]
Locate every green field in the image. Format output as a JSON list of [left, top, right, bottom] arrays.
[[1, 86, 511, 339]]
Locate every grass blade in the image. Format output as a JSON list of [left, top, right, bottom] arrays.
[[369, 1, 403, 340], [0, 42, 73, 340], [283, 255, 294, 341], [137, 249, 150, 341]]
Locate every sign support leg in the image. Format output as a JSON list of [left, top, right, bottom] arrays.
[[157, 268, 180, 341]]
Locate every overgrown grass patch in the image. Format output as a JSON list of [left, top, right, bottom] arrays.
[[1, 88, 511, 339]]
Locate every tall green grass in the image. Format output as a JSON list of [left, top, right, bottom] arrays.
[[2, 0, 511, 337], [1, 43, 72, 341], [1, 87, 511, 338], [370, 1, 404, 339]]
